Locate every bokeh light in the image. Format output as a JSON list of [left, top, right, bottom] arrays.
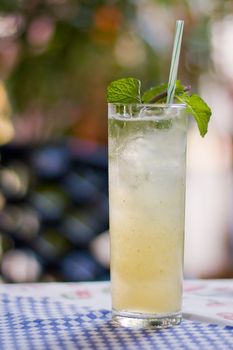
[[0, 0, 233, 282]]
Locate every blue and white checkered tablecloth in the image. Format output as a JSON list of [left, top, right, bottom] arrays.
[[1, 291, 233, 350]]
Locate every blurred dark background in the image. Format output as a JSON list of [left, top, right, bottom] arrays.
[[0, 0, 233, 282]]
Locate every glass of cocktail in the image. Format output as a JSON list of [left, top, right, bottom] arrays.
[[107, 19, 211, 329], [108, 103, 187, 328]]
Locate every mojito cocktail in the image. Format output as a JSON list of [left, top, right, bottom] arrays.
[[108, 104, 187, 328]]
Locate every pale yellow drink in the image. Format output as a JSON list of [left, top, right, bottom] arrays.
[[108, 104, 187, 328]]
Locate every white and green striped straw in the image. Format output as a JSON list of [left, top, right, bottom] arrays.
[[166, 20, 184, 104]]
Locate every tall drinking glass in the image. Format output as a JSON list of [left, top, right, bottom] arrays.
[[108, 103, 187, 329]]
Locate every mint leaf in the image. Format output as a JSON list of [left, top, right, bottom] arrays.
[[142, 83, 167, 103], [176, 93, 211, 137], [107, 77, 141, 103], [175, 80, 186, 95], [142, 81, 186, 103]]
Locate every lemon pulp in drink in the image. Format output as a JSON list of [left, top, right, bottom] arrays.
[[109, 109, 187, 315]]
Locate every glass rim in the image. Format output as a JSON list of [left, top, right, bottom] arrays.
[[108, 102, 186, 109]]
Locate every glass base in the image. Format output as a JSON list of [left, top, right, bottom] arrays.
[[112, 310, 182, 329]]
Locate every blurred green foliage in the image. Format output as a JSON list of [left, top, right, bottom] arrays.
[[0, 0, 231, 142]]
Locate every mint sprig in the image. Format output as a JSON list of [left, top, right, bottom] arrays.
[[107, 78, 141, 103], [107, 77, 212, 137]]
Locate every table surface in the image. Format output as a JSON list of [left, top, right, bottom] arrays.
[[1, 279, 233, 350]]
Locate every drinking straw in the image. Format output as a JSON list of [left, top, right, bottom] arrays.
[[166, 20, 184, 104]]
